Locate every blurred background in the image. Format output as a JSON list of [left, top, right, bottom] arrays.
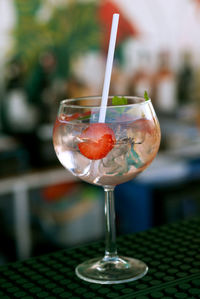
[[1, 0, 200, 264]]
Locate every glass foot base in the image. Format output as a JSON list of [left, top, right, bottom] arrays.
[[75, 256, 148, 284]]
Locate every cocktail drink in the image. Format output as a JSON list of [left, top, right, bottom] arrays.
[[53, 95, 161, 284]]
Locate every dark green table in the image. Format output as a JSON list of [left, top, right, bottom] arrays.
[[0, 217, 200, 299]]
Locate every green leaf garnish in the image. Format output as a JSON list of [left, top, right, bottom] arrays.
[[127, 146, 143, 169], [112, 96, 128, 106], [144, 91, 150, 101]]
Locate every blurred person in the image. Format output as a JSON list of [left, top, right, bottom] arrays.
[[1, 58, 42, 168], [2, 58, 38, 134], [25, 51, 58, 124]]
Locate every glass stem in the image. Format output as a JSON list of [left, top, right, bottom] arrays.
[[103, 186, 118, 260]]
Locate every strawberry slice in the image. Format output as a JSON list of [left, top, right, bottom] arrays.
[[62, 111, 91, 122], [65, 113, 80, 121], [78, 123, 116, 160], [53, 111, 92, 134], [131, 118, 155, 134]]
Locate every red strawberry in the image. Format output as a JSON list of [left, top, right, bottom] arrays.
[[53, 111, 92, 133], [65, 113, 80, 121], [59, 111, 92, 122], [131, 118, 155, 134], [78, 123, 116, 160]]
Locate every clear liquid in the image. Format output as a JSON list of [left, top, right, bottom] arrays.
[[53, 119, 161, 187]]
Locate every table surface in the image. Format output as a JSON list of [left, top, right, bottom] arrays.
[[0, 217, 200, 299]]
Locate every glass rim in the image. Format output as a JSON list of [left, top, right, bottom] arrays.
[[60, 95, 151, 109]]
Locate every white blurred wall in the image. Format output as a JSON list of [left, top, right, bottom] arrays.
[[115, 0, 200, 71], [1, 0, 200, 71]]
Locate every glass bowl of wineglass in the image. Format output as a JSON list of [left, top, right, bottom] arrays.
[[53, 95, 161, 284]]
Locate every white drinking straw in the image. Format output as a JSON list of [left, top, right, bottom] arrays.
[[98, 13, 119, 123]]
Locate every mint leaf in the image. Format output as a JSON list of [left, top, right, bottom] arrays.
[[144, 91, 149, 101], [112, 96, 128, 106], [128, 146, 143, 169]]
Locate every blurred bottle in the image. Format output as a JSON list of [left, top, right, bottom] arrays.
[[129, 51, 153, 98], [110, 63, 130, 95], [153, 51, 177, 114], [193, 64, 200, 128], [177, 52, 194, 106]]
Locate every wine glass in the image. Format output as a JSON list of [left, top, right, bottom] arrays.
[[53, 95, 161, 284]]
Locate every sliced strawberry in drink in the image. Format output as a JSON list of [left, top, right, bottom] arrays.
[[78, 123, 116, 160], [65, 113, 80, 121], [54, 111, 92, 133], [131, 118, 155, 134], [58, 113, 80, 122], [59, 111, 92, 122]]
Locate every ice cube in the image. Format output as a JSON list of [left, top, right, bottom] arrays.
[[99, 143, 130, 175]]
